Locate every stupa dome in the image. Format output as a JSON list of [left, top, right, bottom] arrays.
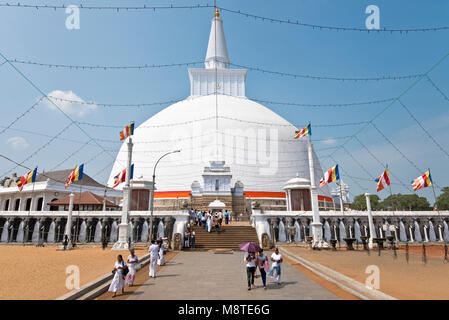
[[108, 9, 332, 201]]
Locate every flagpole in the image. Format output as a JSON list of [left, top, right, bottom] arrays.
[[307, 131, 327, 248], [113, 121, 134, 250], [337, 170, 344, 215], [22, 169, 37, 245], [75, 181, 82, 243], [429, 169, 440, 217], [386, 164, 395, 215]]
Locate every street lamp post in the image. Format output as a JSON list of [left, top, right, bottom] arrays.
[[149, 150, 181, 242]]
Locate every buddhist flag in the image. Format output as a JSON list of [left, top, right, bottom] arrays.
[[294, 124, 311, 139], [120, 123, 134, 141], [65, 164, 84, 189], [112, 164, 134, 189], [320, 165, 339, 188], [16, 167, 37, 191], [412, 170, 432, 192], [375, 168, 390, 192]]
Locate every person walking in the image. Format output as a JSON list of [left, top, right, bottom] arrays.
[[184, 230, 190, 248], [207, 215, 213, 233], [157, 239, 166, 266], [213, 216, 220, 232], [244, 251, 256, 290], [191, 229, 196, 248], [109, 254, 127, 297], [102, 236, 108, 250], [148, 240, 159, 278], [198, 211, 203, 226], [126, 248, 138, 286], [218, 211, 223, 226], [256, 249, 268, 290], [224, 210, 229, 225], [270, 248, 283, 285], [201, 213, 207, 228]]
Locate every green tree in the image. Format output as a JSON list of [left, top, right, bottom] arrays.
[[436, 187, 449, 210], [381, 193, 431, 211], [0, 176, 7, 187], [351, 194, 381, 210]]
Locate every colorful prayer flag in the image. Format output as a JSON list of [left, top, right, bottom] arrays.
[[112, 164, 134, 189], [120, 123, 134, 141], [411, 170, 432, 192], [15, 167, 37, 191], [375, 168, 390, 192], [65, 164, 84, 189], [319, 165, 339, 188], [294, 123, 311, 139]]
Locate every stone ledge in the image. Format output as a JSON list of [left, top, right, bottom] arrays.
[[279, 247, 396, 300]]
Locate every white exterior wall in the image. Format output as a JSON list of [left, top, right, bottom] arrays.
[[0, 181, 122, 212], [188, 69, 247, 97]]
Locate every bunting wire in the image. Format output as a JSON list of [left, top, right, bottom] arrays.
[[0, 97, 44, 136], [324, 52, 449, 192], [1, 55, 426, 84], [0, 51, 126, 170], [217, 6, 449, 33], [75, 117, 368, 129], [10, 59, 203, 70], [354, 136, 412, 191], [397, 99, 449, 159], [229, 62, 424, 81], [0, 125, 103, 146], [340, 145, 375, 179], [47, 93, 397, 109], [0, 123, 74, 178], [0, 154, 68, 185], [426, 75, 449, 103], [8, 56, 424, 82], [49, 138, 93, 171], [370, 122, 424, 175], [2, 3, 448, 33], [328, 155, 367, 191]]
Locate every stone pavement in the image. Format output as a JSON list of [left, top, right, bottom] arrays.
[[129, 250, 338, 300]]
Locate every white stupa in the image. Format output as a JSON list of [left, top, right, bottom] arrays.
[[108, 8, 332, 204]]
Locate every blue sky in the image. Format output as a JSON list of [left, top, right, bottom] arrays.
[[0, 0, 448, 202]]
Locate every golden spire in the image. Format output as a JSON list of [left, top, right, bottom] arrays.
[[215, 7, 220, 18]]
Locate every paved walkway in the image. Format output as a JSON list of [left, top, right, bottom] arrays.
[[129, 251, 338, 300]]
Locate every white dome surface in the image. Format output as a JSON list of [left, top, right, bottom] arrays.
[[108, 94, 332, 198]]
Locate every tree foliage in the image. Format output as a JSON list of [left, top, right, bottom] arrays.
[[0, 176, 8, 187], [351, 194, 381, 210], [351, 193, 431, 211], [436, 187, 449, 210]]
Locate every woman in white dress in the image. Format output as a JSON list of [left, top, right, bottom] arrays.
[[126, 249, 138, 286], [109, 255, 127, 297], [207, 216, 213, 233], [157, 239, 166, 266], [270, 248, 283, 285]]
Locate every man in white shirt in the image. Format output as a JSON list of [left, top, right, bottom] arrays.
[[270, 248, 283, 285], [148, 240, 159, 278], [244, 251, 256, 290]]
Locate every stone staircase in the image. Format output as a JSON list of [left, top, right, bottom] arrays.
[[189, 223, 259, 249]]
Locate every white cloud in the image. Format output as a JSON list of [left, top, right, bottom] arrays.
[[45, 90, 97, 117], [7, 136, 30, 150], [322, 138, 336, 145]]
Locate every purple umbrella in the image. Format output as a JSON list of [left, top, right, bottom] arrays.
[[239, 242, 261, 253]]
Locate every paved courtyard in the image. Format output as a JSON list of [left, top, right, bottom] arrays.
[[129, 250, 338, 300]]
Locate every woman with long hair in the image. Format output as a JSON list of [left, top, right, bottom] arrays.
[[109, 254, 127, 297], [126, 249, 138, 286]]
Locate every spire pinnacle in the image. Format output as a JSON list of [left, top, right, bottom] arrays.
[[204, 8, 230, 69]]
